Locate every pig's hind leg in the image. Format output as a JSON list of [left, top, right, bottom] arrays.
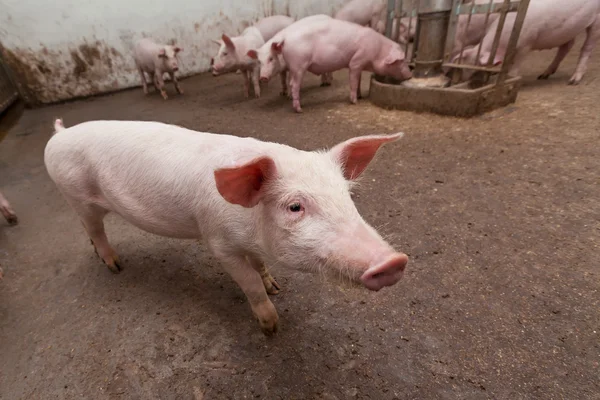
[[248, 256, 280, 295], [75, 203, 122, 273], [0, 190, 17, 225], [569, 15, 600, 85]]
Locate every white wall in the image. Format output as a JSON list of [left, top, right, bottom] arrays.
[[0, 0, 348, 104]]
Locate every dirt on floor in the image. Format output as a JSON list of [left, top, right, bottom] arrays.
[[0, 44, 599, 400]]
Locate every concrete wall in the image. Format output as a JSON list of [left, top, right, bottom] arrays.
[[0, 0, 348, 105]]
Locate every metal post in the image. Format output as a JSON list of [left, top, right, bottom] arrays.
[[403, 0, 453, 88]]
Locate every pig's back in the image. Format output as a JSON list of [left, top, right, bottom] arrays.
[[44, 121, 276, 237], [133, 38, 160, 70], [255, 16, 295, 41]]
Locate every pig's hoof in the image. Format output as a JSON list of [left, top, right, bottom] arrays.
[[258, 316, 279, 336], [254, 93, 261, 99], [107, 260, 123, 274], [177, 88, 184, 95], [537, 74, 549, 80], [280, 91, 287, 96], [5, 214, 17, 226], [263, 275, 281, 295], [161, 91, 169, 100], [568, 78, 580, 85], [320, 82, 331, 87]]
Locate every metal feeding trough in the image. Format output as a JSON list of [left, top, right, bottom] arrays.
[[370, 0, 530, 117]]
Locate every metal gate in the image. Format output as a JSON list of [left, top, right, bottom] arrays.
[[0, 60, 18, 114]]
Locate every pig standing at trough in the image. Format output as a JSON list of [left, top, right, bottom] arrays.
[[210, 15, 294, 98], [454, 0, 600, 84], [252, 15, 412, 112], [44, 119, 408, 335], [133, 38, 183, 100]]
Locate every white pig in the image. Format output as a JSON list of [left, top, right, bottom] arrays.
[[454, 0, 600, 84], [335, 0, 387, 33], [44, 119, 408, 335], [133, 38, 183, 100], [210, 15, 295, 98], [259, 16, 412, 112], [0, 190, 17, 225], [247, 15, 334, 97]]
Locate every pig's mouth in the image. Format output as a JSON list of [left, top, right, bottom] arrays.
[[259, 76, 270, 83], [360, 253, 408, 291]]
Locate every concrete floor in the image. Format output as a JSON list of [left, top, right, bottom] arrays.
[[0, 45, 599, 399]]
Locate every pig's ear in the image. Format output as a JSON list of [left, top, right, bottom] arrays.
[[214, 156, 277, 208], [271, 40, 284, 54], [384, 48, 405, 65], [329, 133, 404, 180], [174, 46, 182, 53], [247, 50, 258, 60], [222, 34, 235, 49]]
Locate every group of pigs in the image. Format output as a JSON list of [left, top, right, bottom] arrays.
[[1, 0, 599, 334], [135, 0, 600, 113]]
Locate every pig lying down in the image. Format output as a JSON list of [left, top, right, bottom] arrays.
[[210, 15, 294, 98], [45, 119, 408, 334], [253, 15, 412, 112], [133, 38, 183, 100], [0, 190, 17, 226]]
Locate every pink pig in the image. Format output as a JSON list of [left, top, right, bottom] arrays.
[[247, 15, 333, 97], [44, 119, 408, 335], [210, 15, 294, 98], [133, 38, 183, 100], [454, 0, 600, 84], [260, 15, 412, 112]]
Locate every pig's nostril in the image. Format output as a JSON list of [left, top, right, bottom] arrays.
[[260, 77, 268, 83], [173, 67, 179, 71], [360, 253, 408, 291]]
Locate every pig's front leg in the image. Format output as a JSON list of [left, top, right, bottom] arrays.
[[138, 67, 149, 95], [289, 70, 305, 113], [279, 70, 288, 96], [154, 70, 169, 100], [242, 70, 250, 98], [170, 72, 184, 95], [0, 190, 17, 225], [251, 65, 261, 98], [248, 256, 280, 295], [348, 68, 362, 104], [216, 252, 279, 335], [569, 17, 600, 85]]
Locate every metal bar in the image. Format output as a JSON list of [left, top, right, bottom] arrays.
[[455, 1, 519, 14], [496, 0, 529, 84], [443, 0, 461, 62], [443, 62, 502, 72], [458, 0, 477, 65], [385, 0, 395, 38], [412, 0, 421, 63], [405, 4, 415, 59], [393, 0, 403, 44], [486, 0, 510, 66]]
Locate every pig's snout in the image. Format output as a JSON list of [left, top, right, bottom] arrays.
[[172, 66, 179, 72], [360, 253, 408, 291], [259, 76, 269, 83]]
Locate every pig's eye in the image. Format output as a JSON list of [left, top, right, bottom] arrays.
[[268, 57, 273, 62], [288, 202, 303, 213], [223, 52, 228, 56]]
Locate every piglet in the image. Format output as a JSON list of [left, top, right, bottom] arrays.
[[133, 38, 183, 100], [210, 15, 294, 98], [256, 15, 412, 112], [45, 118, 408, 335], [0, 190, 17, 225]]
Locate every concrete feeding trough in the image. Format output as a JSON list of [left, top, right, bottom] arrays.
[[370, 0, 530, 117]]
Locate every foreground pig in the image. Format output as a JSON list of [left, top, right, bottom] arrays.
[[44, 119, 408, 334], [256, 15, 412, 112], [133, 38, 183, 100], [0, 190, 17, 225], [247, 15, 334, 96], [454, 0, 600, 84], [210, 15, 294, 98]]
